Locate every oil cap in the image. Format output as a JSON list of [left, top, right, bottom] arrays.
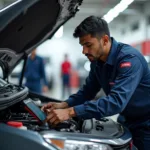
[[7, 121, 27, 130], [7, 121, 23, 128]]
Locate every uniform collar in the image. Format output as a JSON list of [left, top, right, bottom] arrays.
[[105, 37, 119, 66]]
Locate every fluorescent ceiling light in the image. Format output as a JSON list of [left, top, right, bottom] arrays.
[[103, 0, 134, 23], [54, 26, 63, 38]]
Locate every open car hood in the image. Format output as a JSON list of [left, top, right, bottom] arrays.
[[0, 0, 82, 78]]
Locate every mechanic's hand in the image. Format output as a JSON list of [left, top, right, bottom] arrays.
[[46, 107, 76, 125], [41, 102, 68, 112]]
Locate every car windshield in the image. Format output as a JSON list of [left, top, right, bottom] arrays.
[[0, 0, 20, 10]]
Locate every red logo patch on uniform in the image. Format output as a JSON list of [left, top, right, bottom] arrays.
[[109, 82, 115, 85], [120, 62, 131, 68]]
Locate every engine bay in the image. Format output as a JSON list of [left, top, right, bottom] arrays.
[[0, 79, 122, 136], [0, 80, 134, 150], [0, 96, 124, 138], [0, 99, 82, 133]]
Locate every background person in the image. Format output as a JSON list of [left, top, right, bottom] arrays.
[[61, 54, 72, 99], [24, 49, 48, 94]]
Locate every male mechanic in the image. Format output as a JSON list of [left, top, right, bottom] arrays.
[[42, 16, 150, 149]]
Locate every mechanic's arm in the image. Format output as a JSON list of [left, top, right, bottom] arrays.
[[45, 64, 102, 125], [42, 63, 101, 111], [65, 62, 101, 107], [73, 55, 144, 120]]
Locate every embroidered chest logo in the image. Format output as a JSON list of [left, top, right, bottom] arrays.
[[120, 62, 131, 68], [109, 82, 115, 85]]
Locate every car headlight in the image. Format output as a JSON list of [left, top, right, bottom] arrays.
[[44, 138, 112, 150]]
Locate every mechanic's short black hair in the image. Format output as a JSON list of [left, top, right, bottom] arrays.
[[73, 16, 110, 39]]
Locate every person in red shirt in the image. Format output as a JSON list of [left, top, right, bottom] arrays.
[[61, 54, 72, 99]]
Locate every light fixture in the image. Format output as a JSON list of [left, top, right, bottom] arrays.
[[54, 26, 63, 38], [103, 0, 135, 23]]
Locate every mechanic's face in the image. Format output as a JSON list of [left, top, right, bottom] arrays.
[[79, 34, 109, 62]]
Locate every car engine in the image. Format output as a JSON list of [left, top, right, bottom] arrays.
[[0, 79, 134, 150], [0, 78, 120, 135], [0, 100, 81, 133]]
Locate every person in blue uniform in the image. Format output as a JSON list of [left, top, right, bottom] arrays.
[[42, 16, 150, 149], [24, 49, 48, 94]]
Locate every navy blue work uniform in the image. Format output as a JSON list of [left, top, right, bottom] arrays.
[[24, 55, 47, 94], [66, 38, 150, 150]]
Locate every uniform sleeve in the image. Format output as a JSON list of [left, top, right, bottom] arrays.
[[74, 55, 144, 120], [40, 58, 48, 86], [66, 63, 101, 107]]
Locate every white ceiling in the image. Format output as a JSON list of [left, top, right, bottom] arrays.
[[0, 0, 149, 33], [64, 0, 149, 31]]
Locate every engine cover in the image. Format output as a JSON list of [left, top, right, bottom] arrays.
[[82, 118, 123, 138]]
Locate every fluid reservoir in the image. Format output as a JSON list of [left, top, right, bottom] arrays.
[[7, 121, 27, 130]]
